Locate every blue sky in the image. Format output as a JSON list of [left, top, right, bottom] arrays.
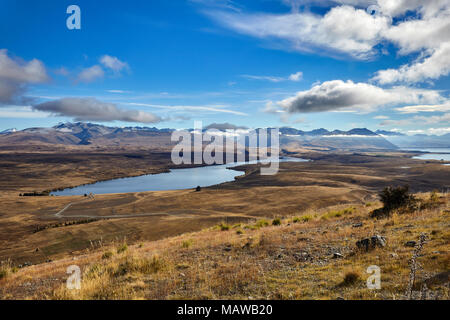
[[0, 0, 449, 134]]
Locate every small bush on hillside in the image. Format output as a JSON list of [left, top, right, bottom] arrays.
[[342, 271, 360, 286], [372, 185, 417, 218], [380, 185, 416, 212], [272, 218, 281, 226]]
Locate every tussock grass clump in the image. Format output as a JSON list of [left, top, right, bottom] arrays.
[[341, 271, 360, 286], [418, 190, 443, 210], [0, 259, 16, 280], [322, 207, 355, 220], [0, 269, 7, 280], [115, 255, 165, 276], [209, 261, 261, 296], [429, 190, 439, 203], [102, 251, 114, 260], [84, 263, 106, 280], [300, 214, 314, 222], [218, 223, 230, 231], [117, 243, 128, 254], [182, 239, 193, 248], [293, 215, 313, 223], [53, 254, 166, 300], [255, 219, 269, 228], [272, 218, 282, 226]]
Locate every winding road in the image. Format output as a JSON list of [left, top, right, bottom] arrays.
[[54, 198, 176, 219]]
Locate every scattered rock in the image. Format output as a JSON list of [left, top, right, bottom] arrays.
[[405, 241, 417, 247], [293, 251, 311, 262], [242, 242, 251, 250], [356, 235, 386, 251]]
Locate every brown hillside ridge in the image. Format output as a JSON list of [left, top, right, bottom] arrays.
[[1, 192, 448, 300]]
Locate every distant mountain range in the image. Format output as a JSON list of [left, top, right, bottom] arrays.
[[0, 122, 175, 148], [0, 122, 448, 150], [278, 127, 380, 136], [380, 133, 450, 148]]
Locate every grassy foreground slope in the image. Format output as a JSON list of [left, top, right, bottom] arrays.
[[1, 193, 449, 300]]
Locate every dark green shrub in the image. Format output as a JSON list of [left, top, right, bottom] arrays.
[[272, 218, 281, 226], [372, 185, 417, 218], [342, 271, 360, 286]]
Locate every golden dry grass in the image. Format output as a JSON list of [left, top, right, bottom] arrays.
[[1, 192, 448, 300]]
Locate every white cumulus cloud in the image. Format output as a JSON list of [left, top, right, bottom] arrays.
[[76, 65, 105, 83], [0, 49, 49, 105], [100, 55, 129, 73], [274, 80, 443, 113]]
